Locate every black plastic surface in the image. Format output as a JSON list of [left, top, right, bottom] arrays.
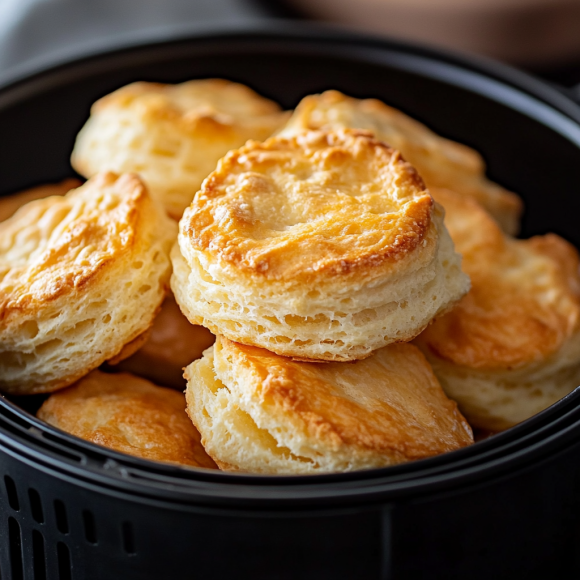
[[2, 23, 580, 579]]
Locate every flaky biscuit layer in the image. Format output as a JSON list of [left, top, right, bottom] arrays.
[[415, 188, 580, 429], [0, 172, 176, 394], [72, 79, 289, 219], [38, 370, 217, 468], [173, 130, 469, 361], [185, 337, 473, 474], [279, 90, 522, 234]]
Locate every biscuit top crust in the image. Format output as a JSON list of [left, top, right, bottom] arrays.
[[38, 370, 217, 468], [181, 129, 434, 281], [418, 188, 580, 370], [279, 90, 522, 230], [91, 79, 284, 136], [0, 179, 82, 223], [216, 337, 473, 458], [0, 172, 149, 317]]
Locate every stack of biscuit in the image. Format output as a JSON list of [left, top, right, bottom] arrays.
[[174, 128, 473, 473], [1, 80, 578, 474]]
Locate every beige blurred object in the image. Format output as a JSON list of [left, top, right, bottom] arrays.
[[289, 0, 580, 65], [414, 188, 580, 431], [0, 178, 82, 222], [112, 294, 215, 389], [71, 79, 289, 219]]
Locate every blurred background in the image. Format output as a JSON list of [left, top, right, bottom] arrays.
[[1, 0, 580, 87]]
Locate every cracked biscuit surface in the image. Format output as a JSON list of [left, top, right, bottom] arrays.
[[38, 370, 217, 468], [279, 90, 522, 234], [72, 79, 289, 219], [185, 336, 473, 474], [415, 188, 580, 430], [173, 129, 469, 361], [0, 172, 176, 394]]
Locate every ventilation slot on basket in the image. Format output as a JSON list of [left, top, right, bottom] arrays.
[[8, 517, 23, 580], [28, 488, 44, 524], [56, 542, 71, 580], [82, 510, 97, 545], [54, 500, 68, 534], [4, 476, 20, 511], [32, 530, 47, 580], [122, 522, 136, 555]]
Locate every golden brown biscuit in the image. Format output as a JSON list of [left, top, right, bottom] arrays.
[[185, 336, 473, 474], [71, 79, 289, 219], [414, 188, 580, 430], [0, 172, 176, 395], [38, 370, 217, 468], [0, 179, 82, 222], [173, 129, 469, 362], [112, 293, 215, 389], [279, 90, 522, 234]]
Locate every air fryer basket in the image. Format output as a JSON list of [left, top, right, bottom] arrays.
[[2, 23, 580, 580]]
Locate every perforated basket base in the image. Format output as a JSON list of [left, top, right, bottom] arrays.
[[3, 436, 580, 580]]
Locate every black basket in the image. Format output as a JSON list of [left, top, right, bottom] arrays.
[[2, 23, 580, 580]]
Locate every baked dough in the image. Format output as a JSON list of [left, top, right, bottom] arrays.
[[71, 79, 289, 219], [172, 129, 469, 361], [112, 293, 215, 389], [0, 179, 82, 222], [38, 370, 217, 468], [414, 188, 580, 430], [0, 172, 176, 394], [279, 90, 522, 234], [185, 336, 473, 474]]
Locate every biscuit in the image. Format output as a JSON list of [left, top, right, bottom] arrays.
[[0, 179, 82, 222], [38, 370, 217, 468], [172, 129, 469, 362], [414, 188, 580, 430], [185, 337, 473, 474], [0, 172, 176, 395], [111, 293, 215, 389], [71, 79, 289, 219], [279, 90, 522, 234]]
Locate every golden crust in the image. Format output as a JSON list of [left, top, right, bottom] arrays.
[[419, 188, 580, 370], [184, 128, 432, 281], [185, 337, 473, 474], [0, 173, 144, 313], [0, 179, 82, 222], [0, 172, 176, 394], [38, 370, 217, 468], [112, 293, 215, 389], [72, 79, 289, 219], [279, 91, 522, 234], [174, 129, 470, 361]]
